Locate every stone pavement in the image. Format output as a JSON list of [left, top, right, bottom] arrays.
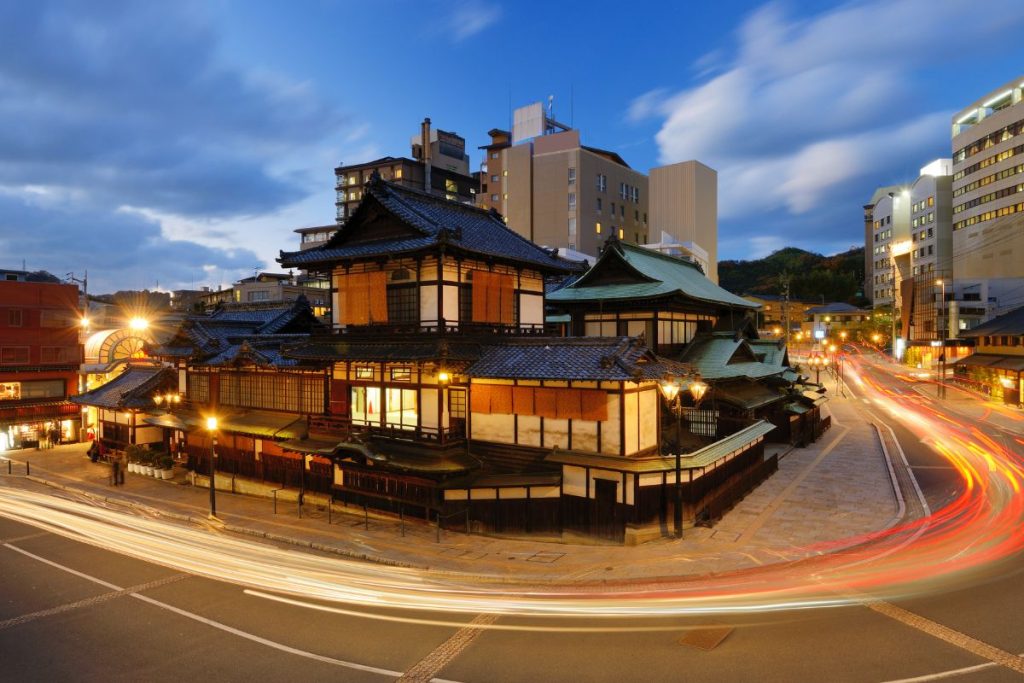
[[0, 397, 905, 583], [913, 382, 1024, 437]]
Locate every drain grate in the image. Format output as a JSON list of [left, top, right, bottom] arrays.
[[679, 625, 734, 651]]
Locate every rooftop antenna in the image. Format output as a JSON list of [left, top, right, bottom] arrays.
[[570, 84, 574, 129]]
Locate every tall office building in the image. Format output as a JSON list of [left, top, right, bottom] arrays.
[[478, 102, 649, 256], [648, 160, 718, 282], [950, 76, 1024, 318], [335, 118, 476, 224]]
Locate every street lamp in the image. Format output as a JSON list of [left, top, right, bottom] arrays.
[[936, 279, 947, 342], [154, 391, 183, 459], [206, 416, 218, 519], [659, 374, 708, 539]]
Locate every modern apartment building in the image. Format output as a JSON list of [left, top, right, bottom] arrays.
[[950, 75, 1024, 320], [648, 160, 719, 283], [477, 103, 649, 256], [867, 187, 911, 309], [334, 118, 476, 224]]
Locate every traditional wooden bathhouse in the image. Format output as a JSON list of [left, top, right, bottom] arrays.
[[547, 237, 759, 355], [71, 364, 177, 449], [273, 177, 779, 541], [144, 298, 329, 488]]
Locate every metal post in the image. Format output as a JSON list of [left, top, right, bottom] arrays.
[[26, 461, 30, 476], [674, 404, 682, 539], [209, 436, 217, 518]]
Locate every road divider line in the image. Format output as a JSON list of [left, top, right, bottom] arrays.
[[398, 613, 498, 683], [866, 599, 1024, 675], [5, 542, 408, 678], [0, 554, 185, 631]]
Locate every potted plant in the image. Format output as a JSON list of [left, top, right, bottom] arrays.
[[139, 448, 155, 476], [158, 453, 175, 480], [125, 444, 143, 474]]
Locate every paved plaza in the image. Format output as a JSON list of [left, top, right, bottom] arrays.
[[0, 391, 911, 583]]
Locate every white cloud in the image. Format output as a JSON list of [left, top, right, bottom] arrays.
[[643, 0, 1024, 219], [448, 2, 501, 42]]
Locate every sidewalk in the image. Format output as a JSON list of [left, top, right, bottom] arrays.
[[912, 381, 1024, 437], [0, 401, 903, 583]]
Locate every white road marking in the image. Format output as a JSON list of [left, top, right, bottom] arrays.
[[3, 543, 407, 679]]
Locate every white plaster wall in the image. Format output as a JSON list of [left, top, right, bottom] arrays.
[[420, 284, 438, 325], [601, 394, 621, 455], [571, 420, 598, 452], [420, 388, 439, 430], [563, 465, 587, 497], [470, 412, 515, 443], [545, 418, 570, 449], [624, 392, 640, 455], [442, 285, 459, 326], [520, 293, 544, 327], [518, 414, 542, 447], [639, 388, 658, 452]]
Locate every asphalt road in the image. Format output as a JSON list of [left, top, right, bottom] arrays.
[[3, 354, 1024, 682]]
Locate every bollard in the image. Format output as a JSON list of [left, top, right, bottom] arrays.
[[7, 459, 11, 475], [26, 460, 30, 476]]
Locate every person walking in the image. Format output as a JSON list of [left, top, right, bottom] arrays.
[[110, 450, 120, 486]]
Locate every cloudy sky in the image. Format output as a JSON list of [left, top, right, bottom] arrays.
[[2, 1, 1024, 293]]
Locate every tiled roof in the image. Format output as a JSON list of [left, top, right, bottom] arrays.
[[284, 338, 483, 363], [806, 302, 865, 315], [149, 299, 321, 368], [959, 305, 1024, 337], [467, 337, 692, 381], [678, 333, 787, 381], [278, 178, 574, 273], [748, 339, 789, 368], [548, 239, 757, 309], [71, 366, 175, 410]]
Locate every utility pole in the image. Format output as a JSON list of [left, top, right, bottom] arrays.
[[780, 274, 791, 347]]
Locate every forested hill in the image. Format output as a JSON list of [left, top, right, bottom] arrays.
[[718, 247, 866, 304]]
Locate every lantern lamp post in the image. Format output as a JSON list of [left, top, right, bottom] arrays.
[[206, 416, 218, 519]]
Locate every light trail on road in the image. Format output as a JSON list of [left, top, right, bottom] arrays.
[[1, 351, 1022, 620]]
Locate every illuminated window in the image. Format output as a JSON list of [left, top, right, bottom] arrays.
[[596, 222, 602, 234], [395, 168, 403, 179], [390, 366, 412, 382], [618, 228, 624, 239], [445, 179, 457, 193], [355, 365, 374, 380]]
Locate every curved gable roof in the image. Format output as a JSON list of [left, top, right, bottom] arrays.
[[549, 239, 757, 310]]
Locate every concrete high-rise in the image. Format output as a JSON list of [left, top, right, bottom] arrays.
[[477, 103, 649, 256], [648, 160, 718, 282], [949, 76, 1024, 319]]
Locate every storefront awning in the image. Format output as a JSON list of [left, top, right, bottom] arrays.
[[990, 356, 1024, 372], [217, 411, 307, 439], [278, 436, 348, 456], [955, 353, 1003, 368], [143, 409, 307, 439], [142, 412, 199, 431]]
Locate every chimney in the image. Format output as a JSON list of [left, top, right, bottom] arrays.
[[421, 117, 432, 194]]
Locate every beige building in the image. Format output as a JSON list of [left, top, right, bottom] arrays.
[[648, 161, 718, 282], [949, 76, 1024, 320], [868, 188, 911, 309], [478, 107, 649, 256]]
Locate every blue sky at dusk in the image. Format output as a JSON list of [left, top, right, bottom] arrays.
[[2, 0, 1024, 293]]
